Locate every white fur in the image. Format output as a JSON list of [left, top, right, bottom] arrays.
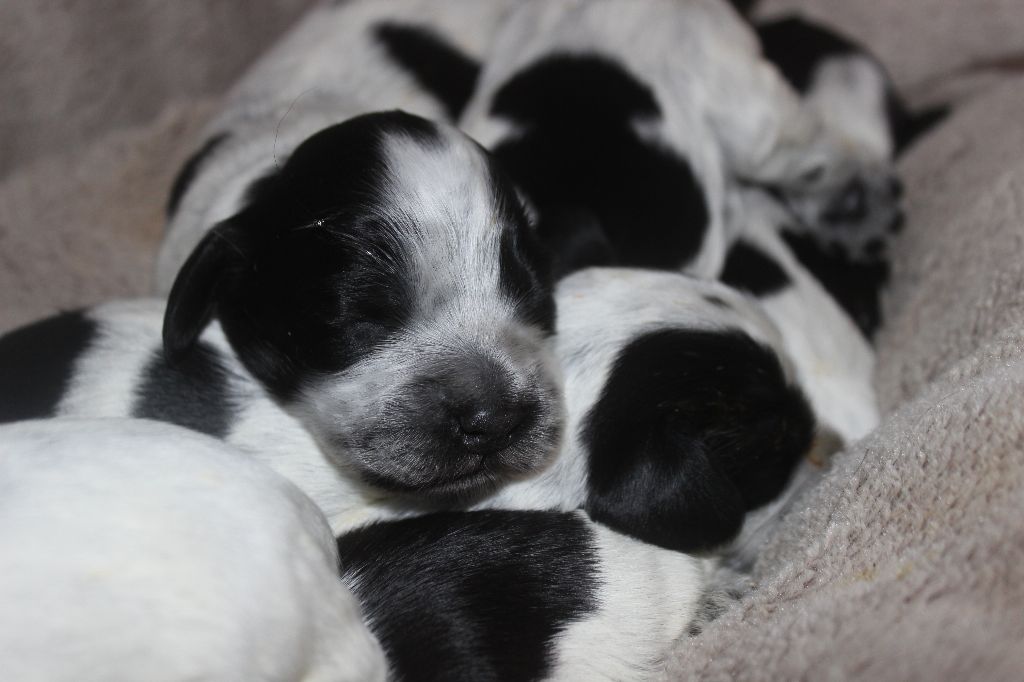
[[725, 188, 879, 444], [52, 299, 390, 534], [157, 0, 519, 291], [806, 54, 893, 163], [0, 418, 386, 682], [549, 517, 712, 680]]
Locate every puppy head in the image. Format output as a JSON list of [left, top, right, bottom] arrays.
[[757, 16, 948, 258], [556, 269, 813, 552], [164, 111, 562, 501]]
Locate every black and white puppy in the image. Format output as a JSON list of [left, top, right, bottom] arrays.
[[0, 418, 386, 682], [158, 0, 518, 286], [478, 268, 816, 553], [337, 508, 731, 682], [456, 0, 901, 280], [0, 300, 384, 532], [750, 13, 949, 338], [0, 267, 811, 550], [160, 111, 562, 503]]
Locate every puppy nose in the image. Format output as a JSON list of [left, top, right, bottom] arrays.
[[454, 402, 526, 453]]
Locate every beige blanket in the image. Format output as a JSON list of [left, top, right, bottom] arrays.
[[2, 1, 1023, 678]]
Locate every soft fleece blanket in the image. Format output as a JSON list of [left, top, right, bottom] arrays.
[[2, 1, 1023, 679]]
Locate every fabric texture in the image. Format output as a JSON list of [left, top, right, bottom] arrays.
[[1, 1, 1022, 679]]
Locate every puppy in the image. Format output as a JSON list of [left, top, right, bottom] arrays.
[[477, 268, 816, 553], [456, 0, 901, 280], [0, 418, 385, 682], [162, 111, 563, 503], [0, 300, 386, 532], [337, 509, 733, 682], [0, 267, 810, 551], [751, 14, 949, 338], [159, 0, 518, 287]]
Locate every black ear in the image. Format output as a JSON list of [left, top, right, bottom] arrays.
[[163, 221, 245, 361], [585, 428, 747, 553], [893, 103, 951, 156]]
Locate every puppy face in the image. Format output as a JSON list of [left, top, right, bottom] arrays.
[[556, 269, 814, 552], [164, 111, 562, 502]]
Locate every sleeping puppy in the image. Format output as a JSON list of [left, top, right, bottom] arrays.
[[750, 14, 949, 338], [337, 509, 735, 682], [0, 268, 810, 551], [1, 117, 563, 510], [477, 268, 816, 553], [456, 0, 901, 280], [0, 418, 385, 682], [0, 299, 386, 532], [160, 111, 563, 504], [158, 0, 519, 288]]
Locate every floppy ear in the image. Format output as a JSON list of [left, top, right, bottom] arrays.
[[585, 427, 747, 554], [163, 221, 246, 361]]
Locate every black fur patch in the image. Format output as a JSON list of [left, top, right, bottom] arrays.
[[166, 132, 230, 217], [337, 510, 599, 682], [781, 229, 888, 339], [0, 311, 97, 423], [583, 329, 813, 552], [755, 16, 858, 94], [490, 54, 709, 278], [374, 22, 481, 121], [721, 240, 792, 297], [132, 342, 237, 439]]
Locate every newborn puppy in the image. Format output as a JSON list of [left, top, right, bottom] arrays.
[[457, 0, 900, 280], [0, 418, 386, 682], [1, 120, 566, 513], [751, 14, 949, 337], [159, 0, 519, 286], [0, 300, 384, 531], [337, 509, 731, 682], [477, 268, 815, 553], [162, 111, 562, 502], [0, 268, 809, 552]]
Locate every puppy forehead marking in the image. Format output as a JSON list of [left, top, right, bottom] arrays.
[[376, 128, 512, 312]]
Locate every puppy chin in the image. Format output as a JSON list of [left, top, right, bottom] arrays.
[[348, 419, 564, 504]]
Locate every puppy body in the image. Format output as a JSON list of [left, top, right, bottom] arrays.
[[159, 0, 516, 287], [338, 509, 716, 682], [722, 188, 879, 445], [0, 418, 386, 682], [458, 0, 895, 279], [0, 270, 811, 552], [477, 268, 816, 553], [0, 300, 406, 533]]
